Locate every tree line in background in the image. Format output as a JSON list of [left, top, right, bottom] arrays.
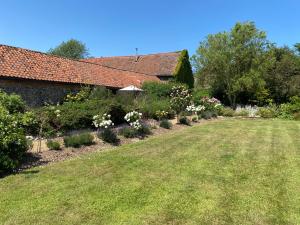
[[192, 21, 300, 107]]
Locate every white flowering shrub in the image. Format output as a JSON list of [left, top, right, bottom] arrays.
[[0, 106, 28, 174], [170, 85, 192, 116], [235, 105, 258, 117], [93, 113, 114, 129], [186, 104, 205, 114], [124, 111, 142, 130]]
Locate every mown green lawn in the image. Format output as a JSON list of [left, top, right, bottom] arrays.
[[0, 119, 299, 225]]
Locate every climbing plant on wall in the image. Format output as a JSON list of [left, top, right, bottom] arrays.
[[174, 50, 194, 89]]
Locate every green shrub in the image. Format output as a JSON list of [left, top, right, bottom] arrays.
[[114, 93, 136, 111], [46, 140, 61, 150], [220, 107, 235, 117], [36, 99, 111, 134], [64, 135, 81, 148], [138, 97, 173, 119], [258, 107, 277, 118], [179, 116, 191, 125], [108, 103, 126, 125], [201, 111, 213, 119], [79, 133, 94, 146], [65, 86, 91, 102], [89, 87, 113, 100], [277, 104, 294, 119], [277, 97, 300, 120], [192, 88, 211, 105], [119, 125, 151, 138], [119, 127, 137, 138], [64, 133, 94, 148], [141, 81, 175, 98], [0, 90, 26, 113], [211, 111, 218, 118], [160, 120, 172, 129], [0, 107, 28, 174], [138, 124, 152, 136], [19, 111, 39, 135], [235, 109, 249, 117], [98, 129, 119, 145]]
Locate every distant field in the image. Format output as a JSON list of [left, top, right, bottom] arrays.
[[0, 119, 299, 225]]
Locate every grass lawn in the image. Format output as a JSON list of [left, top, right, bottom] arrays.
[[0, 119, 300, 225]]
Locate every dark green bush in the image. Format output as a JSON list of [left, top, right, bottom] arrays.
[[0, 107, 28, 174], [64, 133, 94, 148], [138, 124, 152, 136], [108, 103, 126, 125], [211, 111, 218, 118], [201, 111, 213, 120], [179, 116, 191, 125], [119, 124, 151, 138], [119, 127, 137, 138], [46, 140, 61, 150], [160, 120, 172, 129], [98, 129, 119, 145]]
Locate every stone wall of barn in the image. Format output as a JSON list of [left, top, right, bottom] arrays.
[[0, 78, 82, 107]]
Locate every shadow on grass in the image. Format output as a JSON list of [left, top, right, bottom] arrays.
[[0, 152, 47, 179]]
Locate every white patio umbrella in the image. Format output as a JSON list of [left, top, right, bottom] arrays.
[[118, 85, 143, 92]]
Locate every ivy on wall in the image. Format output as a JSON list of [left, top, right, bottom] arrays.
[[173, 50, 194, 88]]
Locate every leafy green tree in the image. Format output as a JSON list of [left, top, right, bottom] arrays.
[[48, 39, 89, 59], [295, 43, 300, 54], [192, 22, 272, 107], [265, 47, 300, 103], [174, 50, 194, 89]]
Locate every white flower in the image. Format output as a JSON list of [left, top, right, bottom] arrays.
[[93, 113, 114, 129]]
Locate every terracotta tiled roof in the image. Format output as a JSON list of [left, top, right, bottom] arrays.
[[0, 45, 159, 88], [81, 52, 181, 77]]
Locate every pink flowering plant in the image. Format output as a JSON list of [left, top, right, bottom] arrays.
[[200, 97, 222, 111]]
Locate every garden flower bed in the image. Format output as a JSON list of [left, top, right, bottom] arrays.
[[18, 117, 221, 172]]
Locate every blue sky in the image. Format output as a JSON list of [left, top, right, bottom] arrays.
[[0, 0, 299, 57]]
